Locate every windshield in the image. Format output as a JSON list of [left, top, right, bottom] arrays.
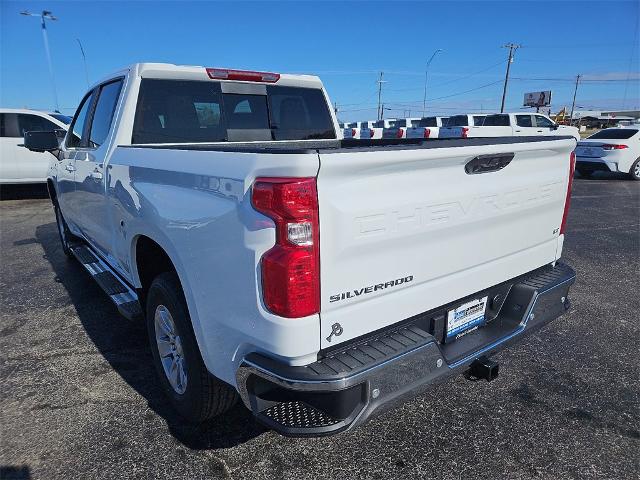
[[50, 114, 72, 125], [588, 128, 638, 140]]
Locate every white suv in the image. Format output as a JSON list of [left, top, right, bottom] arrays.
[[0, 108, 70, 184]]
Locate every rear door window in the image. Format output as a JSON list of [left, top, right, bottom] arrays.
[[0, 113, 20, 137], [516, 115, 533, 127]]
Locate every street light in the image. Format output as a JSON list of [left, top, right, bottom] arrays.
[[422, 49, 443, 117], [20, 10, 59, 112]]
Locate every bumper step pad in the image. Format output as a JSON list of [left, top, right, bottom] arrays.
[[70, 244, 143, 320]]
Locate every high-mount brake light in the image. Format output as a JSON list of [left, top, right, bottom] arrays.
[[601, 144, 628, 150], [560, 151, 576, 235], [252, 178, 320, 318], [205, 68, 280, 83], [461, 127, 469, 139], [424, 128, 431, 139]]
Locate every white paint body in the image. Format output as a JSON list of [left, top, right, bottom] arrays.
[[50, 63, 576, 389], [0, 109, 68, 184], [406, 116, 448, 139]]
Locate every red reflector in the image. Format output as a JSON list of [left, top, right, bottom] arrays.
[[369, 128, 375, 138], [601, 144, 628, 150], [560, 151, 576, 235], [351, 129, 356, 137], [424, 128, 431, 139], [252, 178, 320, 318], [206, 68, 280, 83], [461, 127, 469, 138]]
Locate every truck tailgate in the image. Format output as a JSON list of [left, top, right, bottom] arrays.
[[316, 137, 575, 348]]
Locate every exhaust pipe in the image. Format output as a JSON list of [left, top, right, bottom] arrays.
[[467, 357, 500, 382]]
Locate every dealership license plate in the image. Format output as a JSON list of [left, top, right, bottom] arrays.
[[447, 296, 488, 339]]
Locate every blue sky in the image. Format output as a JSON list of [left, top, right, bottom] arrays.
[[1, 0, 639, 122]]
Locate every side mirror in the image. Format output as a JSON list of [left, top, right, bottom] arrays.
[[23, 130, 60, 153], [551, 124, 560, 130]]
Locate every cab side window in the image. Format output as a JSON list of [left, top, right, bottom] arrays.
[[67, 91, 96, 148], [88, 79, 124, 148], [534, 115, 554, 128], [516, 115, 532, 127]]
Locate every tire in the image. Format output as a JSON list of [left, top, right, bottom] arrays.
[[629, 158, 640, 181], [576, 168, 592, 178], [54, 204, 73, 257], [146, 271, 237, 422]]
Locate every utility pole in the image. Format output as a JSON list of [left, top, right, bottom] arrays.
[[77, 39, 90, 89], [376, 72, 386, 120], [423, 49, 443, 116], [569, 74, 581, 125], [21, 10, 59, 112], [500, 43, 520, 113]]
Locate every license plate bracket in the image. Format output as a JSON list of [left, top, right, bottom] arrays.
[[446, 296, 488, 341]]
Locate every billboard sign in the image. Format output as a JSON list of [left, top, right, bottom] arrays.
[[524, 91, 552, 107]]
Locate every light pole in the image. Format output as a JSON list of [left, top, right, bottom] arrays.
[[20, 10, 59, 112], [422, 49, 443, 116]]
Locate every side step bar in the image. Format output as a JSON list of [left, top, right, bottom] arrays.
[[70, 244, 143, 320]]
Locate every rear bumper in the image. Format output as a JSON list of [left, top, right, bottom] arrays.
[[236, 262, 576, 436], [576, 157, 617, 172]]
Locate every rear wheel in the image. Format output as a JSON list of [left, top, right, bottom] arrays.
[[54, 204, 73, 257], [629, 158, 640, 181], [146, 272, 237, 422]]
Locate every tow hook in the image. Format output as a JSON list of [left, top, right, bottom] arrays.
[[467, 357, 500, 382]]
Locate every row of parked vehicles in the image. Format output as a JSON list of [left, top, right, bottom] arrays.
[[341, 112, 581, 141]]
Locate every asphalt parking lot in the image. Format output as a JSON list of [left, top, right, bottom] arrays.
[[1, 174, 638, 480]]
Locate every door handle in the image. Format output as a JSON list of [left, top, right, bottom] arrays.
[[65, 164, 76, 172], [90, 169, 103, 180]]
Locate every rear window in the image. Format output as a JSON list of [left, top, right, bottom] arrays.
[[393, 119, 407, 128], [447, 115, 469, 127], [347, 122, 358, 128], [481, 114, 510, 127], [416, 117, 437, 127], [588, 129, 638, 140], [132, 79, 336, 143], [373, 120, 385, 128]]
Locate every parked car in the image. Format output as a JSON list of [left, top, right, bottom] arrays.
[[382, 118, 420, 139], [27, 63, 576, 436], [440, 113, 580, 141], [575, 127, 640, 180], [343, 121, 373, 139], [0, 108, 70, 184], [405, 116, 447, 139], [438, 113, 487, 138], [361, 119, 393, 139]]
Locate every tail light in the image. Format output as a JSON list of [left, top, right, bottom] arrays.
[[560, 152, 576, 235], [369, 128, 375, 138], [396, 128, 404, 139], [252, 177, 320, 318], [351, 129, 356, 137], [461, 127, 469, 139], [423, 128, 431, 139], [206, 68, 280, 83], [601, 144, 628, 150]]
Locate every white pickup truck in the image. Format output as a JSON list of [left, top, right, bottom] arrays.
[[405, 116, 447, 139], [26, 63, 577, 437], [440, 113, 580, 141]]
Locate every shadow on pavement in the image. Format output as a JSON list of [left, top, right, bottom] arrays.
[[0, 184, 49, 200], [35, 221, 266, 450]]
